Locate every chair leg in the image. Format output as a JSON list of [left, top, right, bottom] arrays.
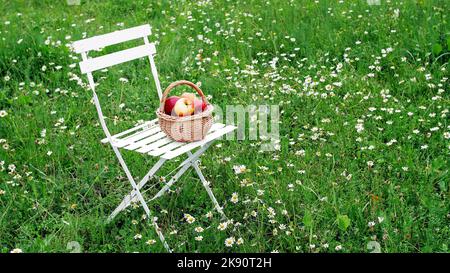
[[149, 162, 192, 201], [110, 146, 171, 252], [149, 144, 211, 201], [106, 141, 225, 252], [108, 158, 166, 222], [124, 175, 171, 252], [188, 152, 227, 219]]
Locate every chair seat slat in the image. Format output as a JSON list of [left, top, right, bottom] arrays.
[[100, 120, 158, 144], [101, 121, 234, 158], [148, 122, 226, 156], [125, 132, 167, 151], [137, 138, 173, 154], [162, 125, 236, 160], [148, 142, 185, 157], [114, 125, 161, 148]]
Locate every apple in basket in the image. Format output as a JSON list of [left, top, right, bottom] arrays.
[[193, 99, 207, 114], [164, 96, 180, 115], [181, 92, 207, 114], [181, 92, 196, 102], [173, 98, 195, 117]]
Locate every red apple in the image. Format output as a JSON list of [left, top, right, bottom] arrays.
[[193, 99, 208, 114], [174, 98, 195, 117], [164, 96, 180, 115]]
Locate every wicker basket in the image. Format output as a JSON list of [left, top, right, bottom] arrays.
[[157, 80, 213, 142]]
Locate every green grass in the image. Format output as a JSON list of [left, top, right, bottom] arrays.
[[0, 0, 449, 253]]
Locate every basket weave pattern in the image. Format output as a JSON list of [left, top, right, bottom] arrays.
[[157, 80, 213, 142]]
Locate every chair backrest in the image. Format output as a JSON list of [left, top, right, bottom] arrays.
[[72, 24, 162, 142], [72, 24, 163, 99]]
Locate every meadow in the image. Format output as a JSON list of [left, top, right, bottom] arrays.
[[0, 0, 449, 253]]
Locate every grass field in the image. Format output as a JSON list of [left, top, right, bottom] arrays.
[[0, 0, 449, 253]]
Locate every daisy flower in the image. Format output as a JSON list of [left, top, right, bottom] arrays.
[[184, 214, 195, 224], [233, 165, 247, 174], [195, 226, 204, 233], [225, 237, 235, 247], [217, 222, 228, 231], [230, 192, 239, 204]]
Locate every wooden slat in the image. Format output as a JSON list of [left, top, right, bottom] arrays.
[[125, 132, 166, 151], [137, 137, 173, 154], [134, 123, 223, 154], [101, 120, 158, 144], [118, 122, 158, 141], [72, 24, 151, 53], [148, 123, 225, 156], [162, 125, 236, 160], [100, 121, 236, 158], [114, 125, 161, 148], [209, 122, 226, 132], [145, 123, 226, 155], [148, 142, 185, 157], [79, 43, 156, 74]]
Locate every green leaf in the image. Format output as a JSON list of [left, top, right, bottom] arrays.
[[303, 211, 313, 228], [447, 37, 450, 51], [337, 214, 351, 231], [432, 43, 443, 55]]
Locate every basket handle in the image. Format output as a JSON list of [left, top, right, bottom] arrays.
[[159, 80, 209, 112]]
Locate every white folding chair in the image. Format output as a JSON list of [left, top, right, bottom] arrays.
[[72, 24, 236, 252]]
